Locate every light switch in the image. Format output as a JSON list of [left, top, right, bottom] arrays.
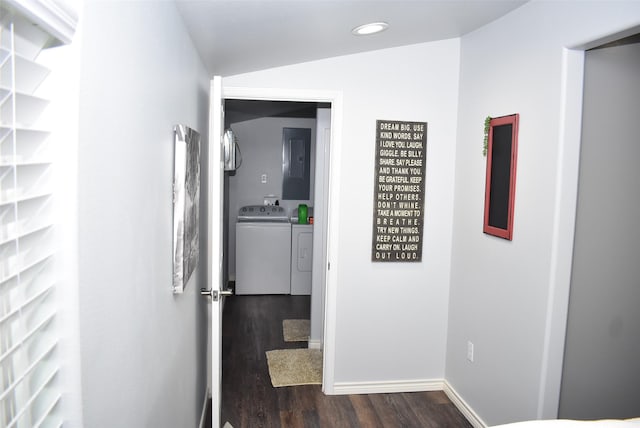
[[261, 174, 267, 184]]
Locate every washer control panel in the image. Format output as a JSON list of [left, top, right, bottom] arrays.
[[238, 205, 289, 222]]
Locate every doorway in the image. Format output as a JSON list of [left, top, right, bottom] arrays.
[[559, 37, 640, 419], [219, 86, 342, 395], [222, 98, 329, 338]]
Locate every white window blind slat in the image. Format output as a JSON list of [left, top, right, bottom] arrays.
[[31, 391, 61, 428], [0, 92, 50, 128], [0, 47, 50, 95], [10, 368, 59, 428], [0, 165, 54, 205], [0, 298, 57, 366], [7, 364, 60, 428], [0, 128, 51, 165], [2, 349, 59, 428], [0, 252, 53, 284], [0, 336, 57, 401], [1, 195, 52, 244], [37, 413, 63, 428], [0, 277, 53, 328], [1, 190, 53, 206], [1, 222, 53, 246], [0, 87, 10, 104]]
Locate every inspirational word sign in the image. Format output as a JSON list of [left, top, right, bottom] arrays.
[[371, 120, 427, 262]]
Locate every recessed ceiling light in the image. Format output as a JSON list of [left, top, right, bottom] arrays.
[[351, 22, 389, 36]]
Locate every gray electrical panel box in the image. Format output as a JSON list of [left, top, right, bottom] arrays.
[[282, 127, 311, 200]]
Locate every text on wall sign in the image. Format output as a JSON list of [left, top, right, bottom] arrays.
[[371, 120, 427, 262]]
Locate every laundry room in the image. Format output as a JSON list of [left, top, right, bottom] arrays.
[[223, 100, 331, 304]]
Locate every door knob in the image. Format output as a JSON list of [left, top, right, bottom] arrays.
[[200, 288, 234, 301]]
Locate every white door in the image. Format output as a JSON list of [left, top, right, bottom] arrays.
[[201, 75, 229, 428]]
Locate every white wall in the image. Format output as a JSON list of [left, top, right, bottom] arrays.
[[76, 2, 210, 427], [226, 39, 461, 384], [447, 1, 640, 425], [226, 116, 316, 279]]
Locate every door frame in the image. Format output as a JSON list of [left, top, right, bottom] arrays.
[[223, 85, 343, 392]]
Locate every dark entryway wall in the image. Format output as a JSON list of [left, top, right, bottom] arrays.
[[559, 41, 640, 419]]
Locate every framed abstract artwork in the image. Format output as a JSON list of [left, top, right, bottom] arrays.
[[172, 124, 201, 293]]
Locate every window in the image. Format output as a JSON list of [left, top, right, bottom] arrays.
[[1, 2, 77, 426]]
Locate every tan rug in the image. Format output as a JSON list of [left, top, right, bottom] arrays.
[[265, 348, 322, 387], [282, 319, 310, 342]]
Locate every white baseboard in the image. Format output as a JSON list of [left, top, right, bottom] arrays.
[[329, 378, 486, 428], [443, 381, 487, 428], [199, 387, 211, 428], [308, 339, 322, 349], [332, 379, 444, 395]]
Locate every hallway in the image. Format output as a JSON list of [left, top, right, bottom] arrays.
[[220, 295, 472, 427]]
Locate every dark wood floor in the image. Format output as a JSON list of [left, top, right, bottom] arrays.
[[220, 295, 472, 428]]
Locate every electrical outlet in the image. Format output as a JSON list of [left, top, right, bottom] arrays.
[[261, 174, 267, 184], [467, 341, 474, 362]]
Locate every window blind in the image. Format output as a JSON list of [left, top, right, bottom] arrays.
[[1, 10, 63, 428]]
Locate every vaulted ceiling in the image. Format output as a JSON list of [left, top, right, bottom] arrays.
[[175, 0, 528, 76]]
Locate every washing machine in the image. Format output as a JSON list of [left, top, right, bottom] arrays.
[[235, 205, 291, 294]]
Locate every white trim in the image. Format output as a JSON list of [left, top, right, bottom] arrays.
[[222, 85, 343, 395], [308, 339, 322, 350], [536, 48, 585, 419], [332, 378, 485, 428], [198, 387, 211, 428], [332, 379, 444, 395], [5, 0, 78, 45], [223, 86, 342, 104], [443, 381, 488, 428], [321, 97, 343, 394]]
